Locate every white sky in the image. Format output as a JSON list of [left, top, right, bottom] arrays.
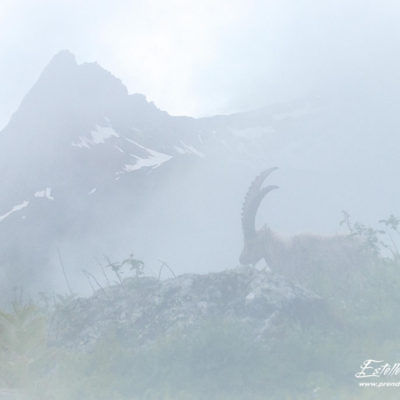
[[1, 0, 400, 128]]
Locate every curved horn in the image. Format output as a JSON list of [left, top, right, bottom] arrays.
[[241, 167, 279, 238]]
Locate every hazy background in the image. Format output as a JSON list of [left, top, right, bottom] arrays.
[[2, 0, 400, 129], [1, 0, 400, 297], [2, 4, 400, 397]]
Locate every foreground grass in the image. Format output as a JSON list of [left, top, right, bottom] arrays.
[[1, 254, 400, 399]]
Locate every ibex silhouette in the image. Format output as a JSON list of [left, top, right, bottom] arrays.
[[239, 168, 372, 283]]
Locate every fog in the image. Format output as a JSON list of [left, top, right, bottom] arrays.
[[1, 1, 400, 399], [2, 0, 400, 127]]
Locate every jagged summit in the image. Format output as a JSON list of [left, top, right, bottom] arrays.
[[5, 50, 133, 131], [46, 49, 77, 69]]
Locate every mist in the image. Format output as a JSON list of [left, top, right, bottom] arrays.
[[1, 1, 400, 399], [2, 1, 400, 125]]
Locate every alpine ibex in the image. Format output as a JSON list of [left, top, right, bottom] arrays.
[[240, 168, 373, 284]]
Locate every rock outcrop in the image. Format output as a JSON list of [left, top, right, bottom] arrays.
[[49, 266, 324, 350]]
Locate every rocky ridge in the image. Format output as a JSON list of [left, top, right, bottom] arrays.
[[49, 266, 324, 350]]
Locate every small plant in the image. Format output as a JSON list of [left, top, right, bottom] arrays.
[[340, 211, 400, 260], [121, 254, 145, 278], [158, 259, 176, 279], [379, 214, 400, 260], [104, 253, 145, 285], [104, 257, 124, 285]]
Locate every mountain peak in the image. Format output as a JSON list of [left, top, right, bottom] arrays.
[[40, 49, 78, 79], [50, 49, 77, 64], [4, 51, 131, 131]]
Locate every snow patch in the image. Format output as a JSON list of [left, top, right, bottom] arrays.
[[72, 125, 119, 149], [118, 139, 172, 174], [0, 201, 29, 222], [72, 137, 90, 149], [91, 126, 119, 144], [34, 187, 54, 200]]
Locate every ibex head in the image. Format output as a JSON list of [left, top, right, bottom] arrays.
[[239, 167, 279, 266]]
